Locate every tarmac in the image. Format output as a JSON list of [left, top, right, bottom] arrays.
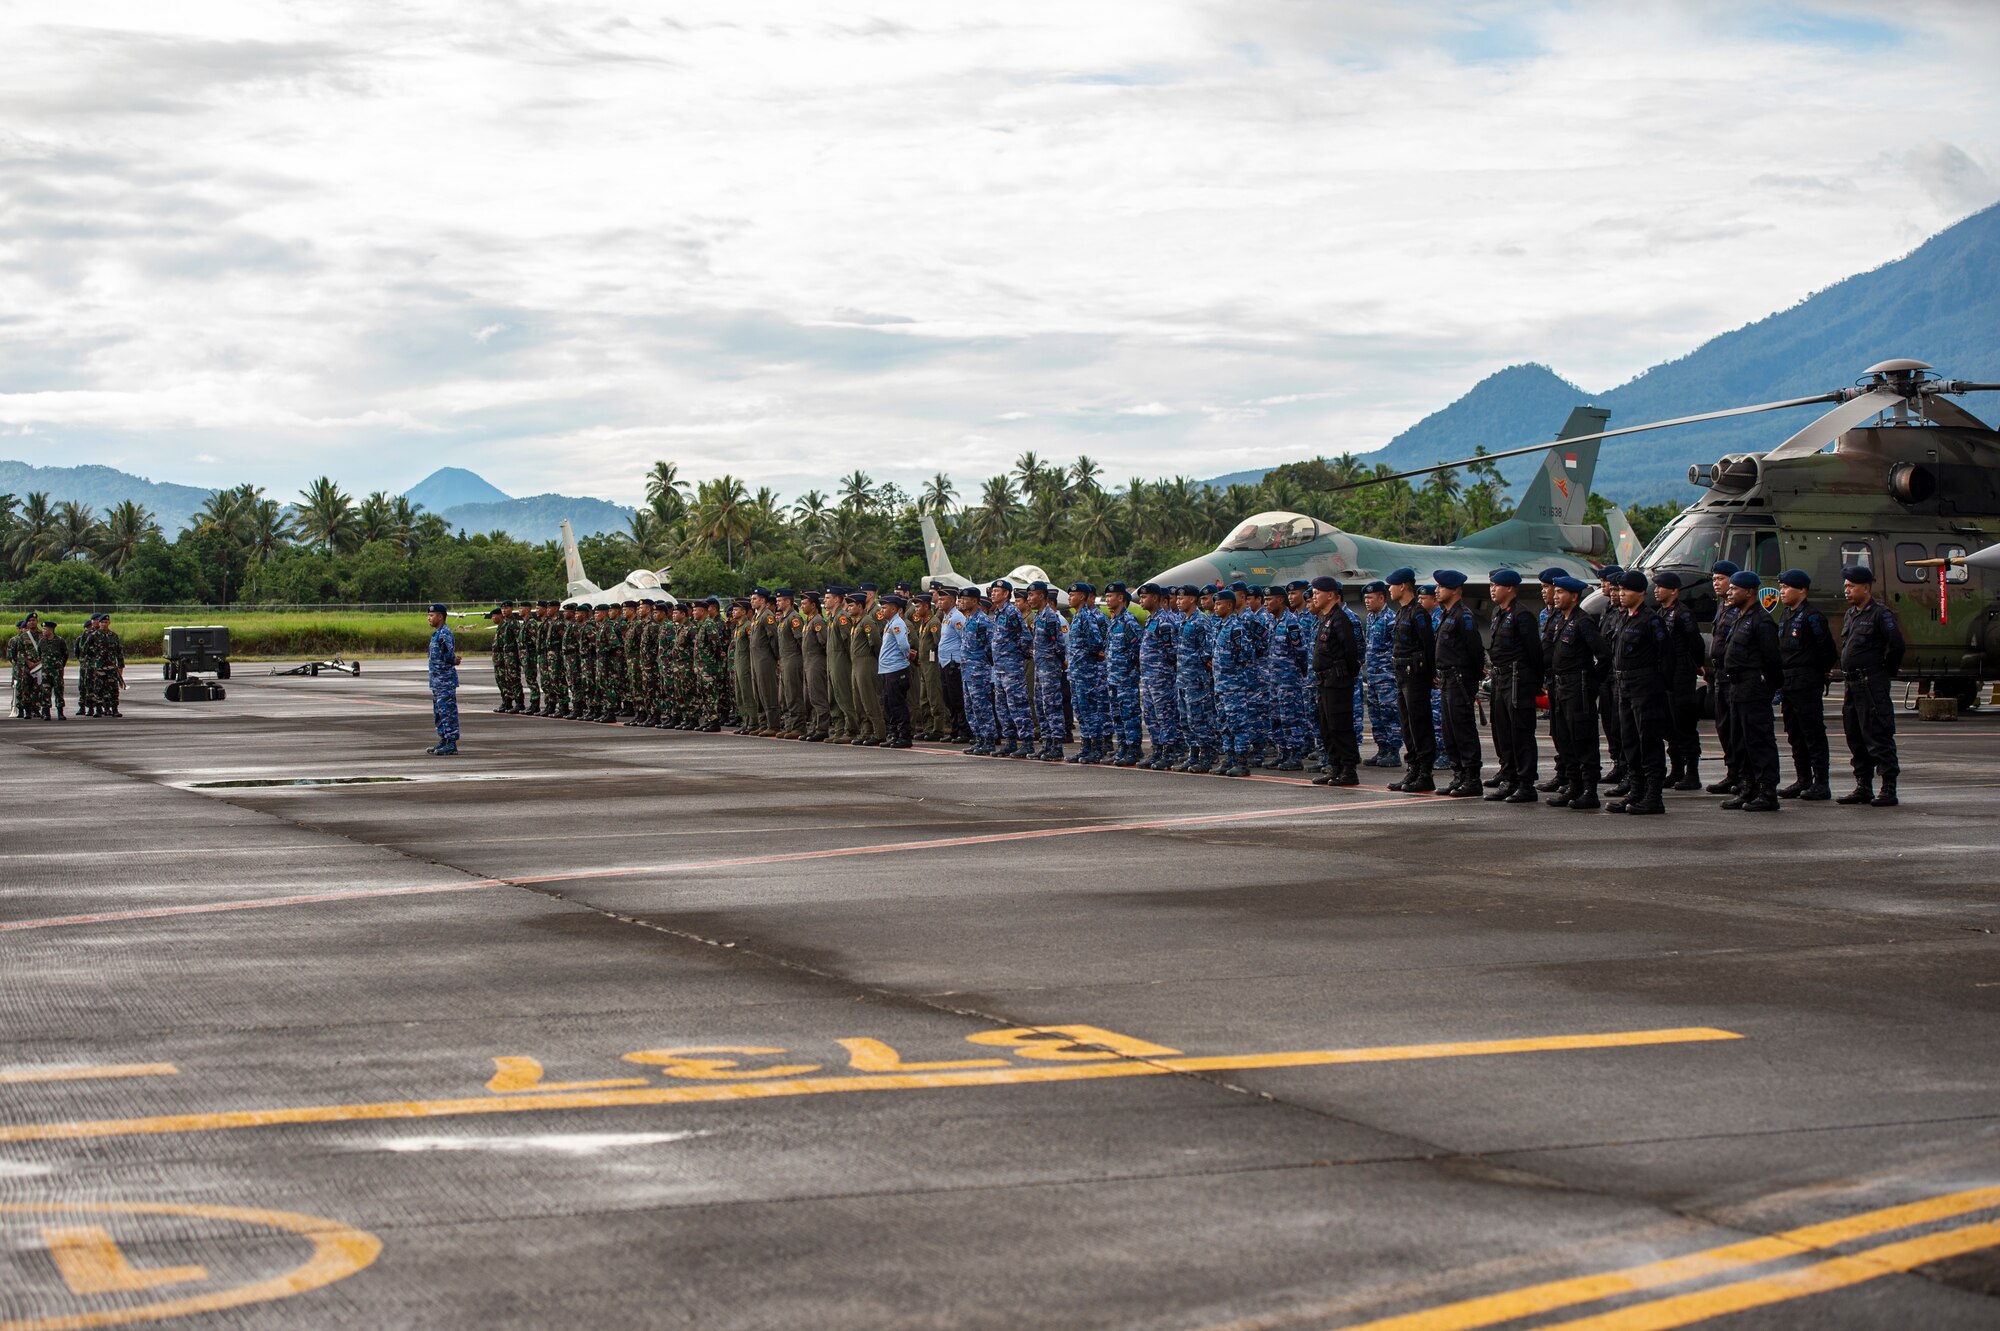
[[2, 659, 1998, 1329]]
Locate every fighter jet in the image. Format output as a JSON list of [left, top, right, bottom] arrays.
[[1147, 407, 1617, 595], [558, 518, 676, 607], [918, 516, 1052, 592]]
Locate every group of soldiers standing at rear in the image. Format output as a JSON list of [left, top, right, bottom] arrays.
[[7, 610, 127, 720], [468, 557, 1908, 809]]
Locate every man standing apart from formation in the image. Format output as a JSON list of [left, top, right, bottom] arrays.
[[877, 594, 916, 749], [426, 603, 461, 755], [1837, 565, 1905, 807]]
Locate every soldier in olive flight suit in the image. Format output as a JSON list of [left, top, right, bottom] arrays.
[[801, 590, 831, 740], [730, 600, 757, 732], [775, 589, 806, 738], [849, 587, 887, 744], [826, 586, 855, 742]]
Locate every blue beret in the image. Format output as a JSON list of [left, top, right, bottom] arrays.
[[1227, 581, 1247, 594], [1842, 564, 1873, 584], [989, 579, 1011, 592], [1651, 571, 1682, 590], [428, 603, 448, 614], [1538, 567, 1566, 584], [1554, 576, 1588, 594], [1136, 582, 1162, 595], [751, 586, 771, 598], [1104, 581, 1127, 594], [1620, 570, 1649, 592], [1310, 575, 1341, 593], [1385, 567, 1416, 586], [1213, 588, 1237, 603], [894, 581, 913, 592], [1434, 570, 1467, 589], [1711, 560, 1740, 577], [1363, 580, 1387, 594], [1028, 580, 1051, 592], [1202, 583, 1221, 595], [1417, 584, 1436, 596], [1778, 569, 1810, 589], [1068, 581, 1094, 594], [1287, 579, 1310, 591], [1490, 569, 1522, 587], [1730, 570, 1761, 590]]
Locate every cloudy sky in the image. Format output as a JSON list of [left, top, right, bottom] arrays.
[[2, 0, 1996, 508]]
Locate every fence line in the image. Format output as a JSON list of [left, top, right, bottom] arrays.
[[0, 603, 488, 615]]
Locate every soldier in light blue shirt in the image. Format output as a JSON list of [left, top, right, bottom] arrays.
[[876, 594, 915, 748], [935, 586, 969, 740]]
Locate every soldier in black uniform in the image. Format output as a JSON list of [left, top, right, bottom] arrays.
[[1705, 560, 1745, 794], [1546, 576, 1608, 809], [1534, 568, 1569, 793], [1483, 568, 1543, 804], [1308, 575, 1363, 787], [1775, 569, 1838, 800], [1836, 565, 1906, 807], [1650, 572, 1706, 790], [1594, 567, 1629, 788], [1431, 570, 1484, 797], [1719, 571, 1785, 812], [1607, 570, 1669, 814], [1384, 567, 1437, 794]]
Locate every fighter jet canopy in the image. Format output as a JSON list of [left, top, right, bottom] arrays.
[[1217, 512, 1327, 553]]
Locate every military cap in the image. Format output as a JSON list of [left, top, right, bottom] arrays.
[[1779, 568, 1811, 589], [1309, 575, 1341, 593], [1213, 588, 1237, 603], [1363, 580, 1387, 594], [883, 593, 908, 607], [1385, 567, 1416, 586], [1242, 585, 1262, 597], [1596, 565, 1623, 581], [1490, 568, 1522, 587], [1617, 570, 1648, 592], [749, 586, 770, 598], [1434, 569, 1467, 589], [500, 599, 515, 607], [989, 578, 1012, 592], [428, 602, 449, 614], [894, 580, 913, 592], [1842, 564, 1873, 584], [774, 587, 793, 599], [486, 607, 505, 617], [933, 585, 957, 596], [1729, 570, 1762, 590], [732, 596, 752, 607], [1068, 581, 1094, 594], [1287, 579, 1311, 592], [1651, 571, 1682, 590], [859, 583, 878, 592], [623, 599, 640, 607], [957, 585, 979, 597], [1538, 566, 1566, 584], [801, 589, 821, 604], [43, 619, 57, 628], [1554, 576, 1588, 594], [1180, 584, 1201, 596], [1711, 560, 1740, 577], [845, 591, 867, 604]]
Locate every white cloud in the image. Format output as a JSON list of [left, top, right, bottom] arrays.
[[0, 1, 1994, 503]]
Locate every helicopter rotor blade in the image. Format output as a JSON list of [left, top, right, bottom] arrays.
[[1761, 386, 1907, 461], [1919, 393, 1992, 432], [1322, 391, 1844, 494]]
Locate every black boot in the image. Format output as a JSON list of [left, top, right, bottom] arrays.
[[1604, 762, 1627, 787], [1706, 772, 1740, 795], [1672, 760, 1704, 792], [1483, 775, 1514, 802], [1742, 781, 1780, 812], [1569, 780, 1601, 811], [1837, 776, 1874, 805], [1402, 768, 1436, 794], [1605, 776, 1633, 798], [1801, 767, 1832, 801], [1775, 774, 1806, 799], [1720, 781, 1752, 810], [1546, 778, 1576, 808], [1536, 772, 1565, 792], [1631, 777, 1667, 815], [1505, 782, 1539, 804], [1607, 777, 1645, 814], [1871, 774, 1899, 807]]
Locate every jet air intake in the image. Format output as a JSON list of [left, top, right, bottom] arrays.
[[1688, 454, 1761, 494], [1888, 461, 1937, 505], [1556, 524, 1608, 558]]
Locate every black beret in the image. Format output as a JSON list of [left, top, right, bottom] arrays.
[[1620, 570, 1649, 592], [1651, 571, 1682, 590], [1068, 581, 1094, 593], [428, 602, 449, 614], [1711, 560, 1740, 577], [1842, 564, 1873, 584], [1779, 568, 1811, 589], [1434, 570, 1467, 589], [1310, 575, 1341, 593], [1137, 582, 1162, 595], [1213, 588, 1237, 602], [1730, 570, 1762, 590], [1104, 581, 1128, 594], [1287, 579, 1310, 591]]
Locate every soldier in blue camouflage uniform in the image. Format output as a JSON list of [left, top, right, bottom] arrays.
[[1063, 582, 1110, 764], [1361, 581, 1402, 767], [1102, 582, 1144, 767], [958, 588, 998, 755], [1136, 583, 1180, 769], [1264, 587, 1306, 771], [989, 580, 1033, 757], [1172, 585, 1216, 772], [1419, 585, 1452, 769], [1209, 588, 1256, 777], [426, 603, 461, 754], [1026, 582, 1068, 762], [1233, 585, 1271, 764]]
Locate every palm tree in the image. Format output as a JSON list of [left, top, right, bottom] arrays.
[[791, 489, 830, 527], [96, 500, 160, 575], [1070, 487, 1119, 555], [625, 508, 673, 565], [409, 512, 451, 550], [1120, 478, 1152, 543], [645, 460, 690, 523], [805, 506, 883, 572], [966, 475, 1018, 550], [6, 492, 55, 573], [356, 491, 408, 546], [690, 475, 751, 568], [1155, 477, 1200, 545], [1012, 452, 1043, 500], [1070, 455, 1102, 493], [50, 501, 102, 562], [919, 473, 957, 518], [245, 494, 296, 562], [741, 487, 787, 560], [1026, 486, 1067, 544], [194, 487, 252, 547], [295, 477, 358, 554], [838, 470, 878, 512]]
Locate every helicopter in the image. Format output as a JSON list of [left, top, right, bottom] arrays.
[[1325, 358, 2000, 706], [1145, 406, 1619, 592]]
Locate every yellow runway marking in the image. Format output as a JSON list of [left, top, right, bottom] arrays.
[[1334, 1184, 2000, 1330], [0, 1064, 177, 1087], [0, 1027, 1737, 1144]]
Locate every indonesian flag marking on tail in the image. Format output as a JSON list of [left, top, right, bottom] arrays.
[[1564, 453, 1578, 468]]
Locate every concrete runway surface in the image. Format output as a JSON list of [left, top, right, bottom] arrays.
[[3, 660, 1997, 1330]]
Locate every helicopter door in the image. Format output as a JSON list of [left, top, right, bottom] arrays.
[[1839, 540, 1875, 574]]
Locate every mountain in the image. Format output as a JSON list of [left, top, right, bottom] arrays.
[[1202, 467, 1277, 490], [1368, 201, 2000, 502], [439, 493, 634, 543], [0, 461, 217, 536], [404, 466, 510, 511]]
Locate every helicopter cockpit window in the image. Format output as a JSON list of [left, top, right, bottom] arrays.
[[1940, 544, 1969, 584], [1839, 542, 1873, 572], [1752, 532, 1780, 577], [1896, 543, 1927, 583], [1645, 519, 1724, 570], [1218, 512, 1321, 553]]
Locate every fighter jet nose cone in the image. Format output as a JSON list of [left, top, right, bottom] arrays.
[[1151, 558, 1222, 589]]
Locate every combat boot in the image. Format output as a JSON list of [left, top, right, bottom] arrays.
[[1801, 767, 1831, 801], [1335, 763, 1360, 787], [1630, 777, 1666, 815], [1114, 745, 1138, 768], [1445, 769, 1479, 797], [1664, 760, 1683, 788], [1483, 776, 1513, 802], [1706, 773, 1740, 795], [1604, 762, 1627, 788], [1605, 775, 1633, 798], [1222, 751, 1249, 778], [1546, 778, 1576, 808], [1720, 782, 1751, 810], [1775, 773, 1806, 799], [1483, 773, 1506, 788], [1673, 760, 1703, 792], [1837, 777, 1874, 805], [1605, 781, 1638, 814], [1568, 781, 1601, 811], [1041, 742, 1065, 763], [1536, 772, 1565, 792], [1169, 747, 1195, 772], [1064, 744, 1086, 764], [1871, 774, 1899, 807], [1276, 749, 1303, 772], [1742, 782, 1780, 812]]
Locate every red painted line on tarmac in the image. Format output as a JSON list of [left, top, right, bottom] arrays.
[[0, 798, 1422, 934]]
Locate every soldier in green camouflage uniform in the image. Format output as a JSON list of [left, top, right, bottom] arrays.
[[629, 603, 658, 726], [90, 611, 126, 717], [696, 598, 729, 730], [73, 617, 98, 715], [39, 621, 68, 720], [486, 608, 512, 712], [519, 603, 541, 715], [670, 603, 697, 727], [539, 604, 561, 716]]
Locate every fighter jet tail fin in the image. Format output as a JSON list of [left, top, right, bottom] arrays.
[[1457, 406, 1609, 555], [1604, 503, 1643, 566], [918, 515, 962, 590], [560, 519, 599, 597]]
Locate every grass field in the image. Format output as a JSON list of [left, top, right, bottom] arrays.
[[30, 612, 501, 662]]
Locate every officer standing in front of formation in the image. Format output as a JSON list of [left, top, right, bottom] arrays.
[[1607, 570, 1669, 814], [1430, 571, 1484, 796], [1652, 572, 1706, 790], [1705, 560, 1744, 794], [1360, 581, 1402, 768], [1135, 583, 1180, 770], [1307, 576, 1362, 786], [425, 602, 461, 755], [1545, 576, 1608, 809], [1718, 569, 1786, 812], [876, 592, 915, 749], [1483, 569, 1542, 803], [1837, 564, 1905, 807], [1775, 569, 1837, 800], [1384, 569, 1437, 793]]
